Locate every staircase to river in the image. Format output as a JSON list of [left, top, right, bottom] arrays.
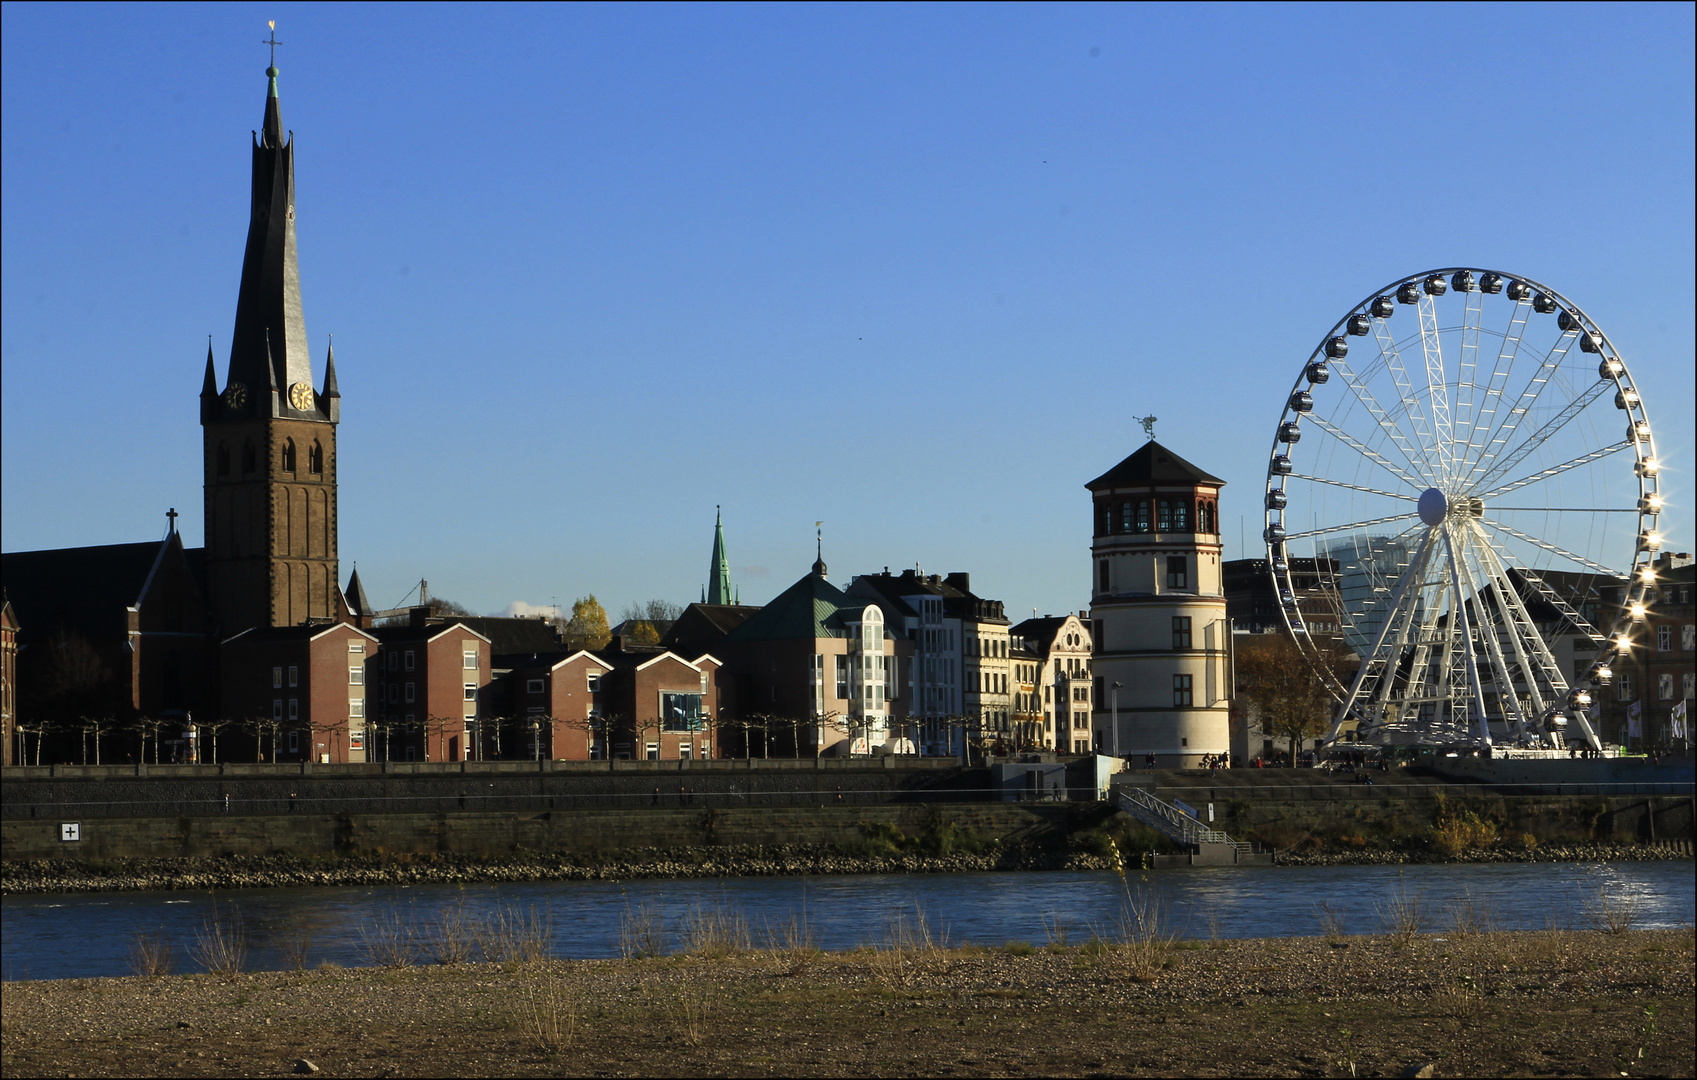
[[1116, 785, 1257, 856]]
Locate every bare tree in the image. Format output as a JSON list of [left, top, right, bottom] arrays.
[[1235, 633, 1351, 766]]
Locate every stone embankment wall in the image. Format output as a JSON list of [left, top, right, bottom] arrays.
[[1, 759, 986, 821]]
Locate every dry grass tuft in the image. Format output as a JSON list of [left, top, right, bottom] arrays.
[[358, 907, 414, 968], [127, 928, 175, 978], [421, 903, 476, 966], [1315, 900, 1349, 943], [521, 962, 578, 1053], [190, 907, 248, 977], [1584, 886, 1640, 935], [1444, 888, 1497, 939], [475, 903, 554, 964], [870, 904, 949, 989], [1375, 876, 1426, 946], [680, 901, 752, 958], [618, 901, 667, 960]]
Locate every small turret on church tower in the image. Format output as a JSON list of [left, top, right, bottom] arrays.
[[1086, 438, 1228, 767], [200, 55, 339, 633]]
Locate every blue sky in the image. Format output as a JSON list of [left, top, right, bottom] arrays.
[[3, 2, 1692, 621]]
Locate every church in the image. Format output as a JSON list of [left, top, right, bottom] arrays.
[[2, 58, 367, 765]]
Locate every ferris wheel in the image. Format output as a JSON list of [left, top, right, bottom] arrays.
[[1263, 268, 1665, 752]]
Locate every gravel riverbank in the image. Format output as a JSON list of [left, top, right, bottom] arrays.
[[2, 929, 1691, 1077], [2, 838, 1688, 893]]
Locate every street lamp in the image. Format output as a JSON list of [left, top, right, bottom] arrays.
[[1111, 682, 1123, 759]]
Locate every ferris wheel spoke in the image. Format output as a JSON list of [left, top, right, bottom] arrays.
[[1476, 517, 1620, 576], [1367, 313, 1447, 482], [1323, 358, 1441, 485], [1459, 296, 1534, 480], [1305, 415, 1431, 492], [1462, 324, 1583, 489], [1418, 293, 1455, 479], [1288, 474, 1417, 501], [1474, 439, 1630, 502], [1284, 512, 1419, 543], [1470, 523, 1609, 647], [1451, 287, 1486, 474]]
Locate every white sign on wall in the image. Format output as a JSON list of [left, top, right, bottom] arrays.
[[59, 823, 81, 842]]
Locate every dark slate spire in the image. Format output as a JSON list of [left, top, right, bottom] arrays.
[[199, 338, 218, 421], [345, 566, 372, 618], [224, 59, 313, 419], [706, 507, 733, 605], [321, 337, 340, 422]]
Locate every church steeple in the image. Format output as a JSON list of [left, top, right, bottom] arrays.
[[200, 42, 340, 635], [706, 507, 734, 606], [223, 56, 314, 418]]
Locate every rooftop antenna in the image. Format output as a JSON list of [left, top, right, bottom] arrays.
[[1136, 415, 1158, 441], [264, 20, 282, 66]]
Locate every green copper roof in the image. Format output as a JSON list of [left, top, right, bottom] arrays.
[[707, 507, 733, 606], [267, 66, 279, 99], [724, 569, 884, 643]]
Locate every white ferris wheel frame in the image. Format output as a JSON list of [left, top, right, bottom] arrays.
[[1263, 268, 1665, 753]]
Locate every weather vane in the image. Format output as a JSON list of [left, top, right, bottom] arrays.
[[264, 20, 282, 66], [1136, 415, 1158, 441]]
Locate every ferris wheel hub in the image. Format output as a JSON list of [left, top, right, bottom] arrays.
[[1418, 488, 1448, 527]]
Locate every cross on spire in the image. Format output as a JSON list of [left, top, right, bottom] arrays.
[[166, 507, 179, 533], [264, 21, 282, 66]]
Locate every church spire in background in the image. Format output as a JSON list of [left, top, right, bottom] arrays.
[[224, 34, 314, 418], [706, 506, 734, 606]]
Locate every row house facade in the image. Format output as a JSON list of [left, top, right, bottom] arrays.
[[368, 623, 493, 762], [1011, 614, 1094, 753], [498, 644, 723, 761], [847, 569, 964, 754], [219, 621, 376, 763]]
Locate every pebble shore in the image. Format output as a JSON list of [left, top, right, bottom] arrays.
[[1, 838, 1687, 893]]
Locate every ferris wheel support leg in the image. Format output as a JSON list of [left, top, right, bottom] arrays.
[[1442, 528, 1493, 749], [1328, 528, 1436, 745]]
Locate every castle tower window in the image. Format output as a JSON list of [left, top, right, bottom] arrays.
[[1120, 501, 1134, 533], [1157, 500, 1172, 532], [1174, 499, 1189, 532], [1098, 560, 1111, 595], [309, 441, 323, 474], [217, 443, 230, 476], [1167, 556, 1188, 590], [282, 439, 296, 472], [1136, 500, 1151, 532], [1172, 616, 1192, 649]]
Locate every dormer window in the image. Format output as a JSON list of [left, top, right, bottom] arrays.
[[309, 440, 323, 474], [282, 439, 297, 472]]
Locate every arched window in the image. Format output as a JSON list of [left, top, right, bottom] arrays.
[[309, 441, 323, 474], [282, 439, 296, 473], [216, 443, 230, 477], [242, 440, 256, 474]]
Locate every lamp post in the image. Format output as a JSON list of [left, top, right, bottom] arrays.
[[1111, 682, 1123, 759]]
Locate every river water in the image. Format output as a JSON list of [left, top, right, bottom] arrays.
[[3, 861, 1691, 981]]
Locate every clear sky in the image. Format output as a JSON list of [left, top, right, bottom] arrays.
[[3, 2, 1693, 622]]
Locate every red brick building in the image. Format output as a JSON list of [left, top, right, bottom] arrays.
[[498, 642, 722, 760], [370, 623, 492, 762], [219, 622, 376, 762]]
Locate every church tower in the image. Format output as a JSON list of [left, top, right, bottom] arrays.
[[705, 507, 734, 605], [200, 58, 339, 633]]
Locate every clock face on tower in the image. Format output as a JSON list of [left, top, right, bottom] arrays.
[[287, 382, 314, 411], [223, 382, 248, 410]]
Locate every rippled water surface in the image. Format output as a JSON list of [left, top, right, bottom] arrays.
[[4, 860, 1691, 981]]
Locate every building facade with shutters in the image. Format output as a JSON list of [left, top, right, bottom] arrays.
[[1087, 440, 1230, 767]]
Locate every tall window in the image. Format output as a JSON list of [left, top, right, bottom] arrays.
[[309, 441, 324, 474], [1173, 674, 1193, 707], [217, 444, 230, 476], [1099, 560, 1111, 594], [1120, 501, 1134, 533], [1617, 672, 1634, 701], [1174, 499, 1189, 532], [1167, 556, 1188, 590], [1157, 500, 1172, 532], [835, 655, 850, 699], [1658, 626, 1672, 652], [282, 439, 297, 472], [242, 441, 256, 474], [1658, 674, 1675, 700], [1172, 616, 1192, 649], [1136, 500, 1150, 532]]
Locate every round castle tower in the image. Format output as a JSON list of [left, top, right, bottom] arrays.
[[1087, 441, 1228, 767]]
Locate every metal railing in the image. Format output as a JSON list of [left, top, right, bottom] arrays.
[[1117, 786, 1246, 851]]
